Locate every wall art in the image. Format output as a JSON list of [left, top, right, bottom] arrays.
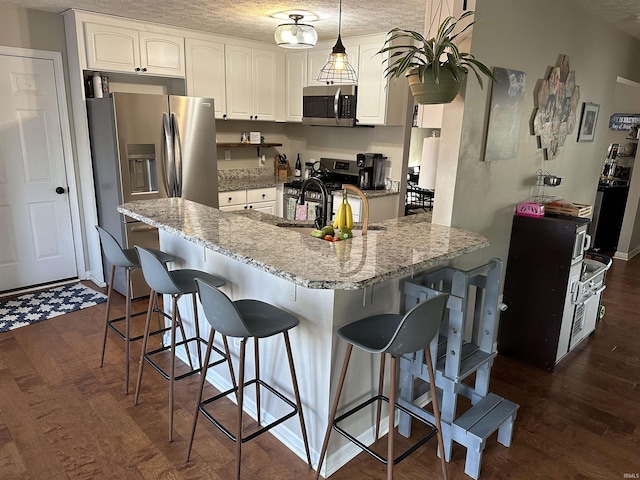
[[531, 54, 581, 160], [577, 102, 599, 142], [484, 67, 526, 161], [608, 113, 640, 131]]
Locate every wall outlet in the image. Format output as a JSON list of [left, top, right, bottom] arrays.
[[224, 149, 231, 161]]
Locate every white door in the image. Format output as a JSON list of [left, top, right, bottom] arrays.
[[0, 54, 77, 291]]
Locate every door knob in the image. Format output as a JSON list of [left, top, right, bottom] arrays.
[[56, 186, 66, 194]]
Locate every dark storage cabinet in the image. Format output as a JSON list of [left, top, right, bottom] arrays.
[[498, 215, 589, 371]]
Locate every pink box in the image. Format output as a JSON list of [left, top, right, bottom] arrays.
[[516, 202, 544, 218]]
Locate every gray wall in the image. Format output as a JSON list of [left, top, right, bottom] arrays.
[[442, 0, 640, 270]]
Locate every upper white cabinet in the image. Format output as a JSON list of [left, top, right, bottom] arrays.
[[285, 51, 307, 122], [84, 22, 185, 77], [225, 45, 278, 121], [185, 37, 227, 119], [355, 39, 388, 125]]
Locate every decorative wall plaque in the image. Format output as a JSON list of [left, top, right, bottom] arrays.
[[532, 54, 580, 160]]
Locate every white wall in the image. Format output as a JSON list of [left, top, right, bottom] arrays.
[[439, 0, 640, 270]]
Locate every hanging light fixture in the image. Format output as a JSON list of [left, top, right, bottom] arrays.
[[274, 14, 318, 49], [317, 0, 357, 84]]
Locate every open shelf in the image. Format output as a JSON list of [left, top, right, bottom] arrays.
[[217, 142, 282, 157]]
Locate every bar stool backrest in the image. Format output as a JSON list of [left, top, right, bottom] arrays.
[[96, 225, 136, 268], [135, 246, 181, 295], [386, 293, 449, 356], [195, 278, 252, 338]]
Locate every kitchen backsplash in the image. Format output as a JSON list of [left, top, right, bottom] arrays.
[[218, 167, 274, 181]]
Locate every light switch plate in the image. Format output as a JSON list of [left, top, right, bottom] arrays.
[[224, 149, 231, 161]]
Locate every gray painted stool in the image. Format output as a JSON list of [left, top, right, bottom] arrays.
[[95, 225, 175, 395], [186, 278, 312, 480], [315, 293, 450, 480], [133, 246, 231, 442]]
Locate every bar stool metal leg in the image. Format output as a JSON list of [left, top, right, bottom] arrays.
[[375, 352, 386, 442], [134, 290, 156, 406], [387, 355, 397, 480], [100, 264, 116, 368], [255, 338, 261, 425], [235, 339, 247, 480], [124, 268, 132, 394], [315, 343, 353, 480], [283, 331, 312, 466]]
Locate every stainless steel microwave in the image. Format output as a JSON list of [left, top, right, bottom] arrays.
[[302, 85, 357, 127]]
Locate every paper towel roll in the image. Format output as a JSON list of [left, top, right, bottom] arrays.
[[418, 136, 439, 190]]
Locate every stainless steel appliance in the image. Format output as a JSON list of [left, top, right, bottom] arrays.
[[302, 85, 357, 127], [356, 153, 387, 190], [87, 92, 218, 298], [282, 157, 359, 220], [498, 214, 595, 371]]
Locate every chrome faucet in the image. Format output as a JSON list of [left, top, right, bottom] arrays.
[[298, 177, 329, 230]]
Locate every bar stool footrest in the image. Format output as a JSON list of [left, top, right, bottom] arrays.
[[143, 337, 227, 381], [199, 378, 299, 444], [107, 310, 171, 342], [333, 394, 438, 466]]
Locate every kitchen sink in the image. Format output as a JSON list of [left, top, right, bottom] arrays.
[[275, 223, 386, 237]]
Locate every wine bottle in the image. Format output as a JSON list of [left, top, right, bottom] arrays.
[[294, 153, 302, 177]]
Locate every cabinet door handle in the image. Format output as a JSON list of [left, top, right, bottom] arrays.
[[228, 197, 232, 202], [262, 194, 266, 199], [142, 67, 147, 72], [244, 205, 248, 209], [249, 205, 253, 209], [222, 114, 227, 120], [135, 67, 141, 72], [254, 115, 258, 120]]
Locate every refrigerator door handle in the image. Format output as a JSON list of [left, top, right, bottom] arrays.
[[161, 112, 175, 196], [171, 113, 183, 198]]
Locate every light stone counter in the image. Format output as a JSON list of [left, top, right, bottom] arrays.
[[117, 197, 489, 477], [118, 198, 488, 291]]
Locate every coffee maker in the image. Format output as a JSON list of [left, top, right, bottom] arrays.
[[356, 153, 387, 190]]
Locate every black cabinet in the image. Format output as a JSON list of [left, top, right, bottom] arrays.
[[498, 215, 589, 372]]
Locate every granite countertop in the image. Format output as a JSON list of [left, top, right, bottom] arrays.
[[118, 198, 488, 290]]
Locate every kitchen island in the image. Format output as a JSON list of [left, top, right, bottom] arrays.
[[118, 198, 488, 476]]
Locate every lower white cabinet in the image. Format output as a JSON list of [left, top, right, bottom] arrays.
[[218, 187, 277, 214], [331, 192, 400, 224]]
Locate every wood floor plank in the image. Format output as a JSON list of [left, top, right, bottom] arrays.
[[0, 255, 638, 479]]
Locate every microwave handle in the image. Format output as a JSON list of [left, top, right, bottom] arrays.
[[334, 87, 341, 124]]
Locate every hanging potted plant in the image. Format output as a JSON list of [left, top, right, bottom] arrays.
[[378, 11, 495, 104]]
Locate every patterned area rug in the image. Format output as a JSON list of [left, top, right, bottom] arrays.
[[0, 283, 107, 333]]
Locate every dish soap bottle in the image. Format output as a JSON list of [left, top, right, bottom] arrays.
[[294, 153, 302, 178]]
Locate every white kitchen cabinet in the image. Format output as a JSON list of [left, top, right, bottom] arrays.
[[218, 187, 277, 214], [285, 51, 307, 122], [355, 40, 388, 125], [225, 45, 277, 121], [84, 22, 185, 77], [185, 37, 226, 119], [331, 192, 400, 224]]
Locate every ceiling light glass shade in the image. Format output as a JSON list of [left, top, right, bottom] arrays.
[[274, 15, 317, 49], [317, 35, 358, 84]]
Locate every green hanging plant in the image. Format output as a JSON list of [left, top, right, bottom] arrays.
[[378, 11, 495, 103]]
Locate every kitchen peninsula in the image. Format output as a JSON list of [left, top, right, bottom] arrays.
[[118, 198, 488, 476]]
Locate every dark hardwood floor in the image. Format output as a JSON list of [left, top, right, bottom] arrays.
[[1, 256, 638, 479]]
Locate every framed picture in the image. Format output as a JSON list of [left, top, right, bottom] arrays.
[[577, 102, 599, 142]]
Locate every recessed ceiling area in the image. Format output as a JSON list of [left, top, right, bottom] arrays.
[[1, 0, 639, 44]]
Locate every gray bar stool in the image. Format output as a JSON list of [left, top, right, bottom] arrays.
[[186, 278, 312, 480], [133, 246, 232, 442], [95, 225, 175, 394], [315, 293, 450, 480]]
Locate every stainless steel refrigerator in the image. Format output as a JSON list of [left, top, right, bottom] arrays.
[[87, 92, 219, 298]]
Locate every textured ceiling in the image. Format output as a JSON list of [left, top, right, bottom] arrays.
[[1, 0, 640, 44]]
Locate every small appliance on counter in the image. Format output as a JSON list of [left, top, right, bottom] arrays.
[[356, 153, 387, 190]]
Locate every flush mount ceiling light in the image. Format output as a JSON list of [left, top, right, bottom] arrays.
[[317, 0, 357, 84], [274, 14, 318, 49]]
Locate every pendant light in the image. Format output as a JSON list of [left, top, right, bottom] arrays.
[[317, 0, 357, 84], [274, 14, 318, 49]]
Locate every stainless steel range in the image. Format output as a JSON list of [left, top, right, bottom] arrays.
[[282, 158, 360, 221]]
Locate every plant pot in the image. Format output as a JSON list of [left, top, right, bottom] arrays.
[[407, 68, 461, 105]]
